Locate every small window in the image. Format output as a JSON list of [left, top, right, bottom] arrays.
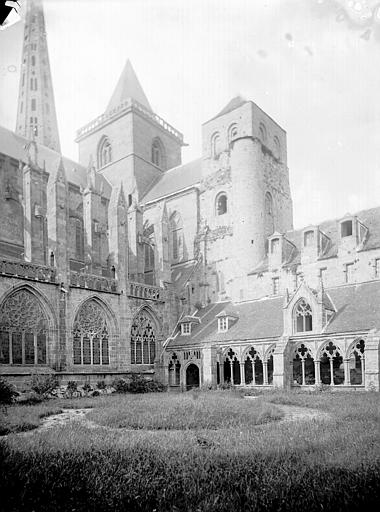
[[181, 323, 191, 335], [304, 230, 314, 247], [228, 124, 238, 143], [375, 259, 380, 278], [294, 299, 313, 333], [22, 73, 25, 86], [272, 277, 279, 295], [341, 220, 353, 237], [31, 55, 36, 66], [345, 263, 354, 283], [151, 140, 161, 167], [273, 136, 281, 160], [211, 133, 222, 159], [271, 238, 279, 254], [218, 317, 228, 332], [319, 267, 327, 280], [45, 103, 50, 114], [31, 98, 36, 111], [259, 123, 267, 143], [20, 102, 23, 113], [216, 193, 227, 216]]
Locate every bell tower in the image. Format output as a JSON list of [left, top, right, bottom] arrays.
[[15, 0, 61, 152]]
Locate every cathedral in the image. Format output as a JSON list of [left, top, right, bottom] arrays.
[[0, 0, 379, 391]]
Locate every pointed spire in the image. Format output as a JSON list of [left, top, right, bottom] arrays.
[[16, 0, 61, 152], [106, 60, 152, 112], [118, 181, 126, 207], [56, 156, 66, 183]]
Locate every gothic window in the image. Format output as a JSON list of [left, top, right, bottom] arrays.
[[151, 140, 161, 167], [294, 299, 313, 333], [97, 137, 112, 168], [265, 192, 274, 238], [168, 353, 181, 386], [31, 55, 36, 66], [349, 339, 365, 385], [259, 122, 267, 144], [211, 132, 222, 159], [215, 193, 227, 216], [130, 311, 156, 364], [0, 289, 48, 365], [273, 136, 281, 160], [304, 230, 314, 247], [341, 220, 353, 237], [144, 243, 155, 285], [31, 99, 36, 111], [74, 218, 84, 260], [170, 212, 184, 263], [72, 300, 110, 365]]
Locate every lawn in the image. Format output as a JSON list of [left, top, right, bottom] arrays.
[[0, 390, 379, 511]]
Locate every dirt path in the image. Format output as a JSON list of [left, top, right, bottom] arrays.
[[244, 396, 330, 422], [2, 400, 330, 439]]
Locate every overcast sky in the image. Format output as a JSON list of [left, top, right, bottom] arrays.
[[0, 0, 379, 228]]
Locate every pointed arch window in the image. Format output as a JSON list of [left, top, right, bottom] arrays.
[[73, 300, 110, 365], [130, 311, 156, 364], [170, 212, 184, 262], [215, 193, 227, 216], [98, 137, 112, 169], [0, 289, 48, 365], [294, 299, 313, 333]]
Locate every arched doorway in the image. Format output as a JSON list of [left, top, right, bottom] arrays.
[[186, 363, 200, 390]]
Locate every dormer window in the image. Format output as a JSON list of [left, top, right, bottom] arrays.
[[304, 230, 314, 247], [341, 220, 353, 237], [218, 317, 228, 332], [271, 238, 279, 254], [181, 323, 191, 335]]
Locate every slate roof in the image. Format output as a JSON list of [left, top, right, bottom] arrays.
[[106, 60, 152, 113], [167, 280, 380, 348], [142, 158, 202, 203], [249, 206, 380, 274], [0, 125, 111, 196], [167, 297, 284, 348], [326, 280, 380, 334]]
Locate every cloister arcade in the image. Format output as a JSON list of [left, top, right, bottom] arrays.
[[166, 338, 367, 390]]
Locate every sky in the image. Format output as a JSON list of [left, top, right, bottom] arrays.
[[0, 0, 379, 228]]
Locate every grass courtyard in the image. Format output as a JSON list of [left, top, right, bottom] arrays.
[[0, 389, 379, 511]]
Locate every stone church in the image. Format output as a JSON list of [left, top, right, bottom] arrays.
[[1, 0, 379, 391]]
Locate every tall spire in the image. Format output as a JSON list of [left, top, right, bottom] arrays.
[[15, 0, 61, 152], [106, 60, 152, 112]]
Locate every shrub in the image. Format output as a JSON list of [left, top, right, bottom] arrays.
[[111, 378, 129, 393], [66, 381, 78, 397], [96, 380, 106, 390], [0, 378, 17, 405], [82, 383, 92, 393], [31, 374, 58, 397]]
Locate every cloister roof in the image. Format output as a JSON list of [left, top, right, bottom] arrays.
[[326, 280, 380, 334], [167, 280, 380, 349]]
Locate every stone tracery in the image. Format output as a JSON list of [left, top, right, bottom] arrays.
[[73, 300, 110, 365], [0, 289, 48, 365], [130, 310, 156, 365]]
